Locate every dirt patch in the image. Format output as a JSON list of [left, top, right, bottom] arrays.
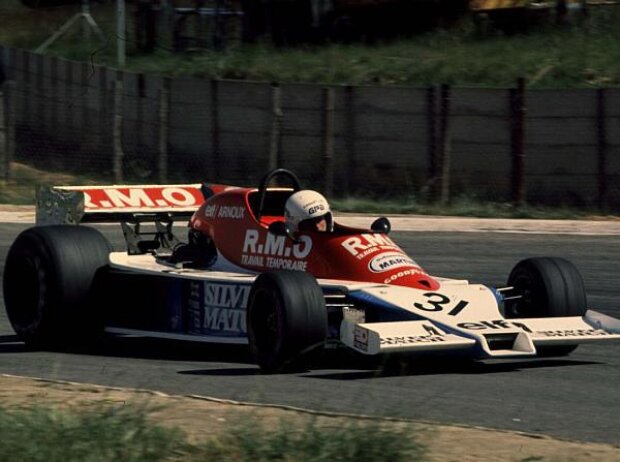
[[0, 374, 617, 462]]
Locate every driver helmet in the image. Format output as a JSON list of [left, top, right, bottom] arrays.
[[284, 190, 333, 233]]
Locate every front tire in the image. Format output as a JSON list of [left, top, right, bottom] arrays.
[[3, 225, 111, 347], [247, 271, 327, 373], [505, 257, 587, 356]]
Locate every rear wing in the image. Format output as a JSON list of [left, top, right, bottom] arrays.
[[36, 184, 232, 226]]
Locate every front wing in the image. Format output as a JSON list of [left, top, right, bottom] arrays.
[[340, 311, 620, 357]]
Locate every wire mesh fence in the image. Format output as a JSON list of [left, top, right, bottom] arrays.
[[2, 46, 620, 208]]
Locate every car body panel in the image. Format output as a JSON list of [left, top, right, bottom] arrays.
[[32, 183, 620, 360]]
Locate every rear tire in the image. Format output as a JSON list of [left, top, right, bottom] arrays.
[[247, 271, 327, 373], [3, 225, 111, 347], [505, 257, 587, 357]]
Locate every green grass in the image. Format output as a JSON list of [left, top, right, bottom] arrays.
[[0, 403, 187, 462], [0, 403, 423, 462], [0, 163, 605, 218], [0, 163, 103, 205], [331, 196, 599, 219], [199, 417, 424, 462], [2, 1, 620, 88]]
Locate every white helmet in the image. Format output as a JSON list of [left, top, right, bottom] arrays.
[[284, 190, 333, 233]]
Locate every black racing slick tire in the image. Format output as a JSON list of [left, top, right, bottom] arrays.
[[247, 271, 327, 373], [3, 225, 111, 347], [505, 257, 587, 357]]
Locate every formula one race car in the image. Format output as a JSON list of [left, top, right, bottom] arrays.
[[4, 169, 620, 372]]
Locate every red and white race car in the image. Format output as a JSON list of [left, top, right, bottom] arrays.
[[4, 169, 620, 372]]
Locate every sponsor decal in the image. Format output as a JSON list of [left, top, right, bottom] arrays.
[[457, 320, 532, 332], [381, 335, 445, 345], [204, 204, 218, 218], [341, 234, 400, 259], [536, 329, 611, 337], [217, 206, 245, 219], [458, 320, 613, 338], [353, 326, 369, 351], [241, 229, 312, 271], [187, 281, 250, 335], [81, 186, 203, 210], [369, 252, 416, 273], [307, 203, 326, 215], [383, 268, 425, 284], [380, 324, 446, 345]]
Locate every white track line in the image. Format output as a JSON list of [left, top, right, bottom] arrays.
[[1, 208, 619, 235]]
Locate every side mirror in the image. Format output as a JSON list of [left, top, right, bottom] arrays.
[[371, 217, 391, 234], [268, 221, 301, 243]]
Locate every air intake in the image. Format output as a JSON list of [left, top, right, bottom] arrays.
[[484, 333, 518, 351]]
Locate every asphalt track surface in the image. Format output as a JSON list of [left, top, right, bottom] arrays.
[[1, 222, 619, 445]]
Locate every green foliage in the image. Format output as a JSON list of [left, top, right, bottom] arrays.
[[0, 403, 187, 462], [198, 417, 424, 462], [0, 403, 423, 462], [331, 196, 595, 219], [2, 2, 620, 88]]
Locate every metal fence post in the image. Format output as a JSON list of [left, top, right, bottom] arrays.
[[158, 78, 170, 183], [426, 85, 437, 201], [211, 79, 220, 178], [0, 46, 6, 86], [438, 84, 452, 205], [268, 83, 282, 170], [0, 81, 16, 181], [596, 87, 608, 211], [510, 78, 526, 207], [321, 87, 335, 196], [113, 78, 124, 183], [344, 85, 356, 196]]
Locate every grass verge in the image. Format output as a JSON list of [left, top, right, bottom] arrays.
[[2, 1, 620, 88], [0, 162, 610, 219], [0, 403, 423, 462], [330, 196, 600, 219], [0, 403, 187, 462]]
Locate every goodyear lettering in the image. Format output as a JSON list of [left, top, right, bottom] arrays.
[[217, 206, 244, 219], [342, 234, 399, 257], [381, 335, 445, 345], [383, 268, 425, 284]]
